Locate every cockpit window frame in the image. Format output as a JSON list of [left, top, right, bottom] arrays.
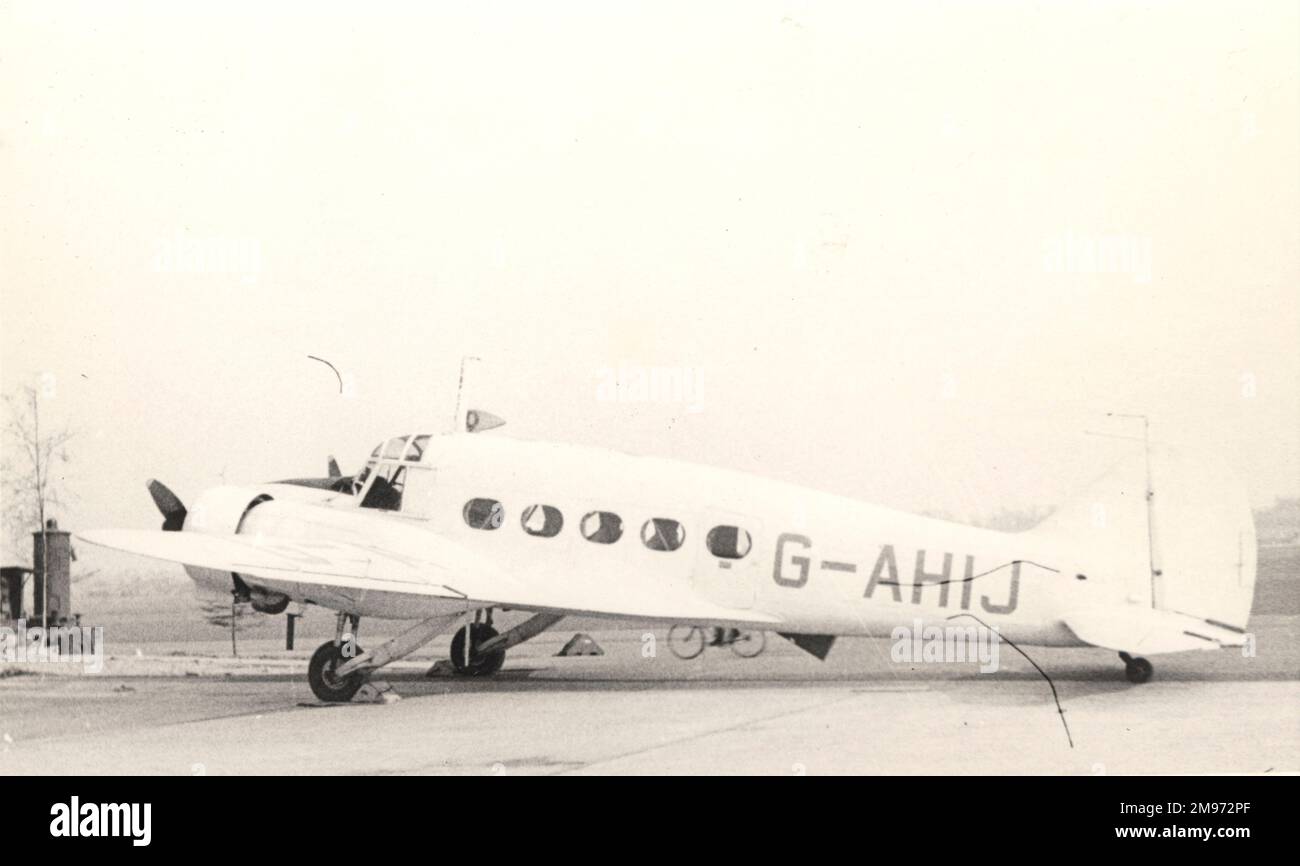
[[353, 459, 378, 496], [382, 436, 410, 461], [352, 434, 436, 506], [358, 461, 407, 511], [404, 434, 431, 463]]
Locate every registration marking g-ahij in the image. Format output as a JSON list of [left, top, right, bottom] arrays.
[[77, 402, 1257, 703], [50, 797, 151, 846]]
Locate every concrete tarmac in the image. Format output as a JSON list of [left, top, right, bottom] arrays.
[[1, 616, 1296, 775]]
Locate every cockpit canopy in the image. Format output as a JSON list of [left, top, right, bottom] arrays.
[[352, 433, 434, 511], [368, 433, 432, 464], [341, 412, 506, 510], [278, 413, 503, 503]]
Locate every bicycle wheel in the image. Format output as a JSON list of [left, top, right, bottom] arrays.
[[667, 624, 706, 660], [730, 630, 766, 658]]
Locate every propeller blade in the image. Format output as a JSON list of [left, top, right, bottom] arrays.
[[147, 479, 187, 532], [327, 456, 341, 478]]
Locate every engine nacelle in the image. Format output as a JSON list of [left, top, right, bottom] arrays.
[[183, 485, 274, 535], [181, 485, 284, 603]]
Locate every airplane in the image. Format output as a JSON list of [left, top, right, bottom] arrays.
[[80, 409, 1256, 702]]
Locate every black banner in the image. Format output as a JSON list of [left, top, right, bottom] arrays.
[[3, 774, 1287, 854]]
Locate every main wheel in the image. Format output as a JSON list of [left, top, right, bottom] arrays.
[[667, 625, 706, 660], [1124, 656, 1154, 684], [308, 640, 364, 702], [730, 630, 766, 658], [449, 623, 506, 676]]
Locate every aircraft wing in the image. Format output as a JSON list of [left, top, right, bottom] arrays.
[[78, 529, 781, 626], [1062, 606, 1249, 655]]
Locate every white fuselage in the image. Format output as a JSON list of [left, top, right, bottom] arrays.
[[186, 434, 1109, 645]]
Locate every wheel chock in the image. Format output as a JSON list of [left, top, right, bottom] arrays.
[[556, 633, 604, 656], [352, 680, 401, 704], [425, 659, 456, 678]]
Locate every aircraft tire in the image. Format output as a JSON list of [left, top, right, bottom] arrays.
[[1124, 656, 1153, 684], [450, 623, 506, 676], [308, 640, 364, 702]]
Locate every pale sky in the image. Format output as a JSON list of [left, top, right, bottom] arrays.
[[2, 1, 1297, 559]]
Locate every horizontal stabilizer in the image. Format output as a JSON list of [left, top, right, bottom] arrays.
[[1063, 607, 1248, 656]]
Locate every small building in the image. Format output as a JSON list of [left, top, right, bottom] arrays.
[[0, 565, 30, 620], [32, 519, 75, 625]]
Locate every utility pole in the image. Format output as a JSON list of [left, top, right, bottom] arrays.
[[35, 388, 47, 632]]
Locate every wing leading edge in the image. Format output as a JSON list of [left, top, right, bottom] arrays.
[[78, 529, 781, 626]]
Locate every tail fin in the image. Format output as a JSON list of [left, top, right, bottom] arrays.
[[1034, 445, 1256, 631]]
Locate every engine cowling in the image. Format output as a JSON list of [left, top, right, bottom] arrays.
[[183, 485, 274, 535], [181, 486, 289, 611]]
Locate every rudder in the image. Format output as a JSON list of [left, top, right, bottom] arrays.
[[1033, 445, 1256, 630]]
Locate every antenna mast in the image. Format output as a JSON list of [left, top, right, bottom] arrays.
[[452, 356, 481, 433]]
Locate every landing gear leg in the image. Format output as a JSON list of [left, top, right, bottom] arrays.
[[308, 612, 365, 703], [1119, 651, 1153, 684], [308, 612, 462, 703], [434, 611, 562, 678], [334, 611, 359, 646]]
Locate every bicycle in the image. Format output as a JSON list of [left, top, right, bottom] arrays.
[[667, 625, 766, 659]]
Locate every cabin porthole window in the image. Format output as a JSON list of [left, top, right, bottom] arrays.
[[706, 525, 753, 559], [521, 504, 564, 538], [641, 517, 686, 552], [463, 498, 504, 530], [580, 511, 623, 544]]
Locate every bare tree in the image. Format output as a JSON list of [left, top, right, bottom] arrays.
[[2, 385, 74, 628]]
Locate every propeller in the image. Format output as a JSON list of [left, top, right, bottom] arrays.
[[147, 479, 187, 531], [327, 456, 342, 478]]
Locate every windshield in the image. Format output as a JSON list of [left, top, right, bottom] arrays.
[[352, 434, 433, 497]]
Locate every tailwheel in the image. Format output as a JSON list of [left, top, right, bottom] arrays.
[[1119, 652, 1153, 684], [449, 623, 506, 676], [308, 640, 365, 702]]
